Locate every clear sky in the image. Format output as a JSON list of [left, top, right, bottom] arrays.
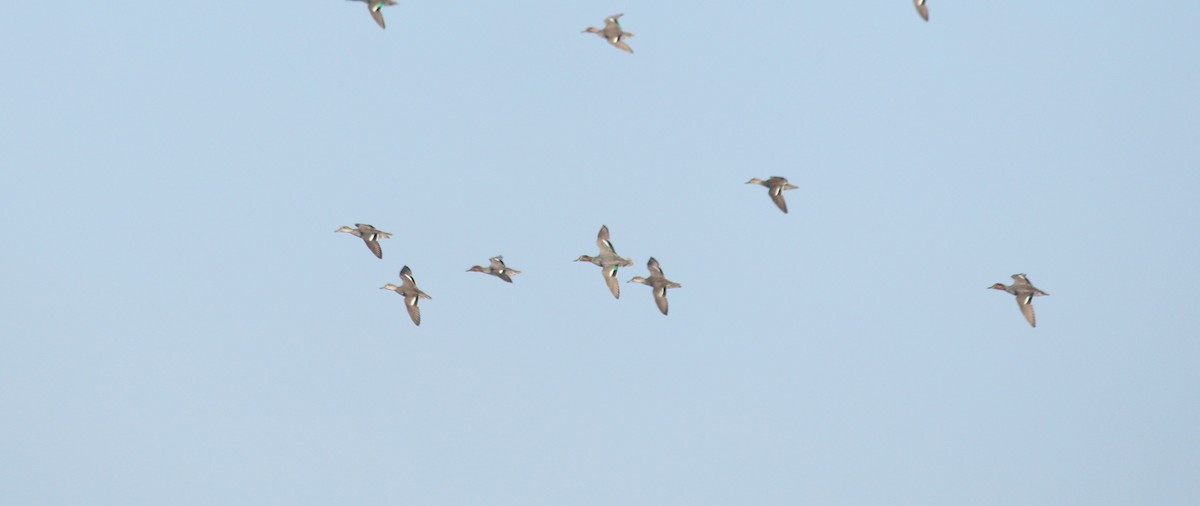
[[2, 1, 1199, 504]]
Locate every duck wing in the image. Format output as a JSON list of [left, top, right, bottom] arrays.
[[1015, 295, 1036, 327], [653, 285, 669, 315], [370, 6, 386, 29], [603, 264, 621, 299], [363, 237, 383, 259], [405, 293, 422, 326], [769, 186, 789, 213], [647, 257, 665, 278], [914, 0, 929, 21]]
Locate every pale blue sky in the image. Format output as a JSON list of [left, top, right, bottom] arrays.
[[2, 1, 1199, 504]]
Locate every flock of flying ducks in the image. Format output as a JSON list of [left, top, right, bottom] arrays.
[[351, 2, 933, 48], [333, 176, 801, 326], [337, 3, 1052, 328], [336, 173, 1049, 328]]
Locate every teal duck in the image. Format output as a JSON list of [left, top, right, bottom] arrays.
[[467, 255, 521, 283], [575, 225, 634, 299], [745, 177, 799, 214], [336, 223, 391, 259], [583, 13, 635, 54], [627, 257, 682, 315], [381, 265, 431, 326], [988, 273, 1049, 327]]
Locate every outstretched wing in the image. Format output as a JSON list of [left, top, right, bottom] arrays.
[[769, 186, 789, 213], [1015, 296, 1036, 328], [370, 7, 387, 29], [405, 294, 422, 326], [653, 286, 669, 315], [647, 257, 665, 277], [914, 0, 929, 21], [597, 225, 618, 254], [603, 266, 621, 299], [400, 266, 416, 285], [364, 237, 383, 259]]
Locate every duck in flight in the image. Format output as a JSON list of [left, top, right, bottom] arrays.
[[583, 13, 635, 54], [335, 223, 392, 259], [988, 273, 1049, 327]]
